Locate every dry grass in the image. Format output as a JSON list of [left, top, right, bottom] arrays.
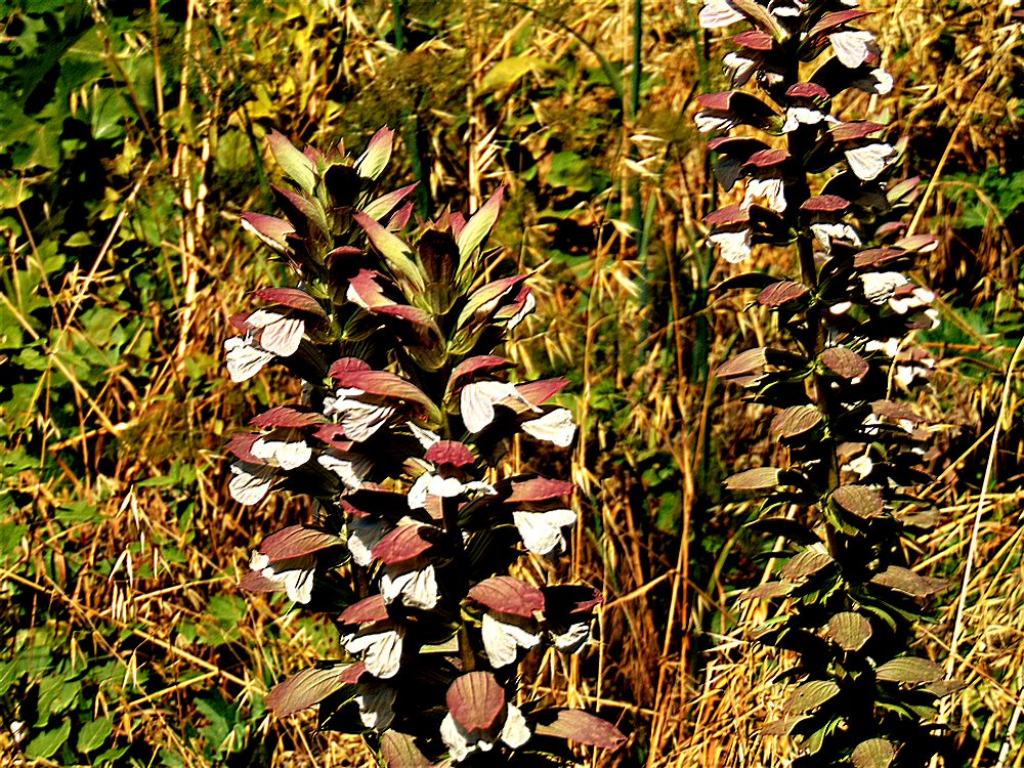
[[2, 1, 1022, 766]]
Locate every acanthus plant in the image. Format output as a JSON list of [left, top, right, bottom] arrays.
[[224, 127, 625, 766], [696, 1, 955, 766]]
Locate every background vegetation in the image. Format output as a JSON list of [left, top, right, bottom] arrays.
[[0, 0, 1021, 765]]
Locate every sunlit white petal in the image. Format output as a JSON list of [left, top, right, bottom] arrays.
[[829, 30, 877, 68], [500, 704, 531, 749], [709, 229, 752, 263], [229, 461, 275, 506], [345, 627, 404, 679], [513, 508, 577, 555], [521, 408, 576, 447], [224, 336, 274, 382], [481, 613, 542, 668]]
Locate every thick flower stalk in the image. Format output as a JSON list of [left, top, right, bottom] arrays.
[[697, 2, 952, 766], [226, 129, 624, 765]]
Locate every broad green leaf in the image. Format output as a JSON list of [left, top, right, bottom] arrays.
[[25, 719, 71, 760], [355, 127, 394, 180], [353, 212, 426, 293], [77, 716, 113, 754], [268, 130, 317, 194], [480, 56, 548, 93], [456, 186, 504, 269]]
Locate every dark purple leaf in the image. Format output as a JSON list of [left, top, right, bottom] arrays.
[[447, 672, 506, 736], [716, 347, 768, 380], [808, 9, 873, 39], [266, 665, 350, 717], [362, 182, 419, 222], [780, 548, 833, 580], [240, 213, 295, 251], [507, 477, 574, 504], [851, 738, 896, 768], [372, 524, 442, 565], [828, 612, 873, 652], [853, 247, 905, 269], [741, 581, 795, 600], [534, 709, 626, 749], [800, 195, 850, 214], [786, 82, 830, 102], [259, 525, 343, 561], [732, 29, 773, 51], [446, 356, 513, 394], [744, 148, 789, 168], [724, 467, 781, 491], [250, 406, 326, 429], [468, 576, 545, 619], [831, 121, 886, 142], [516, 377, 569, 406], [705, 204, 750, 228], [771, 405, 822, 439], [820, 347, 869, 380], [832, 485, 885, 520], [783, 680, 840, 715], [425, 440, 476, 468], [758, 281, 809, 308], [329, 367, 440, 421], [253, 288, 328, 319], [339, 595, 389, 625], [381, 731, 437, 768], [353, 211, 426, 292], [226, 433, 262, 463], [870, 567, 946, 598]]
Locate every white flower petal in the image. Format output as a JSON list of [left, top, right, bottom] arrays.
[[829, 30, 877, 68], [500, 704, 531, 749], [346, 628, 404, 679], [513, 508, 577, 556], [356, 684, 396, 730], [860, 271, 908, 304], [259, 316, 305, 357], [460, 381, 536, 433], [709, 229, 752, 264], [810, 222, 861, 252], [317, 453, 371, 490], [229, 462, 275, 506], [348, 518, 388, 567], [251, 438, 312, 471], [845, 142, 896, 181], [381, 565, 439, 610], [782, 106, 826, 133], [521, 408, 576, 447], [441, 713, 474, 762], [698, 0, 745, 28], [408, 472, 432, 510], [723, 52, 756, 86], [743, 177, 787, 213], [507, 290, 536, 330], [282, 567, 315, 604], [481, 614, 542, 668], [552, 621, 592, 654], [694, 113, 734, 134], [408, 421, 441, 449], [224, 336, 274, 382]]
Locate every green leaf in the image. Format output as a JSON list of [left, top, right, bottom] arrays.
[[480, 56, 548, 93], [77, 716, 113, 754], [25, 719, 71, 760], [827, 612, 873, 652], [875, 656, 944, 685], [352, 212, 426, 293], [267, 130, 317, 195], [851, 738, 897, 768], [456, 186, 504, 269], [90, 90, 129, 141], [783, 680, 840, 715]]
